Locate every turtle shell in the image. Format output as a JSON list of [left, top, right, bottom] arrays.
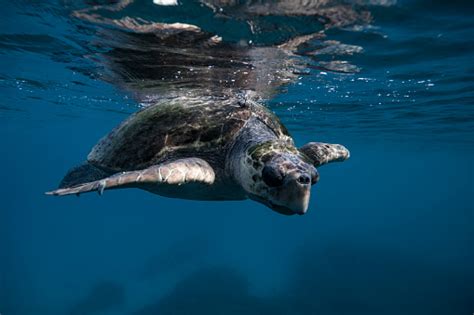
[[87, 96, 289, 172]]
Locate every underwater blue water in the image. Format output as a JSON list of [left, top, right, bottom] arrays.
[[0, 1, 473, 314]]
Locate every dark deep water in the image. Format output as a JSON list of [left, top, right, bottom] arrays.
[[1, 1, 473, 314]]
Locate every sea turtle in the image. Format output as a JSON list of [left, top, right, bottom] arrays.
[[46, 1, 353, 215], [47, 96, 349, 215]]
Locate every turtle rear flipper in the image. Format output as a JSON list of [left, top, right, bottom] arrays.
[[58, 162, 110, 189], [46, 158, 215, 196]]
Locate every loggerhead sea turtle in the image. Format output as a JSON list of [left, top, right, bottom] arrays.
[[45, 0, 358, 215], [46, 96, 349, 215]]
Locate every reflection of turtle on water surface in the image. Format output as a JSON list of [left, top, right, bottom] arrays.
[[46, 0, 369, 215]]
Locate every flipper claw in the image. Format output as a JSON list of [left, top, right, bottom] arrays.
[[98, 179, 107, 195]]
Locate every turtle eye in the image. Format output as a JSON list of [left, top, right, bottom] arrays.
[[262, 165, 284, 187]]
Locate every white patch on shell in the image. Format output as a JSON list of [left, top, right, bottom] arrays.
[[153, 0, 178, 5]]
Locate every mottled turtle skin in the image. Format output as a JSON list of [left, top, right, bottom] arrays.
[[48, 95, 349, 215]]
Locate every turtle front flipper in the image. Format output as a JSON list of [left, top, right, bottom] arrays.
[[299, 142, 350, 167], [46, 158, 215, 196]]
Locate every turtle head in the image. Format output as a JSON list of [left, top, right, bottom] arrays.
[[240, 140, 319, 215]]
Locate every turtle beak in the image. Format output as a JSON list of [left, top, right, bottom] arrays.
[[269, 173, 312, 215], [248, 194, 296, 215], [248, 172, 313, 215], [260, 174, 312, 215]]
